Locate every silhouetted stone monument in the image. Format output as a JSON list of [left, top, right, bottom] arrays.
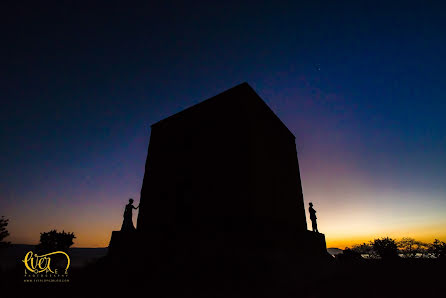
[[108, 82, 328, 282]]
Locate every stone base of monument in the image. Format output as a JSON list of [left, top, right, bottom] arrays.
[[105, 229, 331, 296], [303, 230, 329, 257], [107, 228, 330, 272], [107, 231, 142, 259], [108, 230, 329, 256]]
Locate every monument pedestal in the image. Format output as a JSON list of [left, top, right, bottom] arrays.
[[108, 229, 330, 264], [303, 230, 329, 257], [108, 231, 142, 259]]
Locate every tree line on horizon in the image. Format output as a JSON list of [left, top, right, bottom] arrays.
[[339, 237, 446, 261]]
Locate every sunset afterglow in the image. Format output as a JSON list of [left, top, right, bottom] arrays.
[[2, 2, 445, 250]]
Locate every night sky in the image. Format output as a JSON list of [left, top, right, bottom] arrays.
[[1, 1, 445, 248]]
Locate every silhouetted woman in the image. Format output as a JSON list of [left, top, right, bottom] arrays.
[[121, 198, 139, 232]]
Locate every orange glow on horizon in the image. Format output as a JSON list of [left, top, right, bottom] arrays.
[[8, 221, 446, 250], [4, 177, 446, 249]]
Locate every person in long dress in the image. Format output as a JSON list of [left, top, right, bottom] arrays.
[[121, 198, 139, 232]]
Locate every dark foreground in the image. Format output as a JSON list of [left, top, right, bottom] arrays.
[[2, 256, 444, 297]]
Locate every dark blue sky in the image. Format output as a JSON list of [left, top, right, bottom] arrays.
[[1, 1, 445, 247]]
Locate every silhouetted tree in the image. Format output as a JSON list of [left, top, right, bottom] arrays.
[[336, 248, 363, 263], [372, 237, 399, 260], [351, 242, 374, 258], [397, 237, 428, 258], [429, 239, 446, 259], [36, 229, 76, 254], [0, 216, 10, 250]]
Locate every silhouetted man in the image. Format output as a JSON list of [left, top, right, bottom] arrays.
[[309, 202, 318, 233], [121, 198, 139, 232]]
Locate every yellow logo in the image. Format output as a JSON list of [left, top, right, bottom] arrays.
[[23, 251, 70, 282]]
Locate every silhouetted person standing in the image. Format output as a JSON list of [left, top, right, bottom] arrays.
[[121, 198, 139, 232], [309, 202, 318, 233]]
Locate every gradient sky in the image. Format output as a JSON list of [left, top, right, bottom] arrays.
[[1, 1, 445, 248]]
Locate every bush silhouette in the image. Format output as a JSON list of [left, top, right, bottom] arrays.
[[0, 216, 10, 250], [351, 242, 374, 257], [397, 237, 428, 258], [429, 239, 446, 259], [336, 248, 363, 263], [36, 229, 76, 254], [372, 237, 399, 260]]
